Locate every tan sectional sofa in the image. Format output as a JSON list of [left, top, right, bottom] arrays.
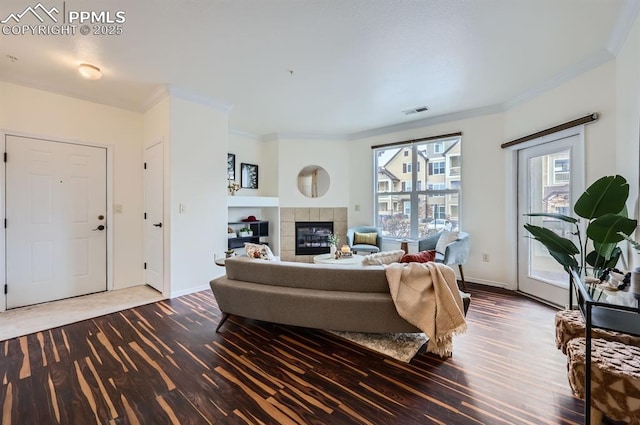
[[210, 256, 470, 333]]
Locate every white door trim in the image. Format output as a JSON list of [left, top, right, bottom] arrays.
[[0, 129, 114, 312], [515, 126, 585, 306]]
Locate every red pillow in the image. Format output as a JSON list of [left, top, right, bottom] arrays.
[[400, 249, 436, 263]]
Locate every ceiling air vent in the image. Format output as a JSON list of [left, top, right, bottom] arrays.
[[402, 106, 429, 115]]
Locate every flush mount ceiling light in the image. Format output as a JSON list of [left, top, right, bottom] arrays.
[[78, 63, 102, 80]]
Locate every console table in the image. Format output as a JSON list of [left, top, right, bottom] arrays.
[[569, 269, 640, 424]]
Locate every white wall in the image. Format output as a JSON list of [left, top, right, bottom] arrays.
[[169, 96, 229, 296], [504, 61, 617, 183], [349, 60, 619, 289], [277, 137, 350, 208], [350, 114, 508, 287], [616, 13, 640, 268], [0, 81, 144, 291]]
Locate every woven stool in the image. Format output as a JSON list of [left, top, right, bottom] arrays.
[[555, 309, 640, 354], [566, 337, 640, 425]]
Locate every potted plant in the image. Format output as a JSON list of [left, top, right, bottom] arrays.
[[524, 175, 637, 277], [327, 233, 339, 255], [238, 227, 253, 237]]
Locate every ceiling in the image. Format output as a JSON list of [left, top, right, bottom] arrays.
[[0, 0, 637, 139]]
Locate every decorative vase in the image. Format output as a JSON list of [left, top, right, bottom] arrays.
[[330, 245, 337, 256]]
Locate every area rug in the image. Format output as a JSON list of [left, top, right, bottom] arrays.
[[327, 330, 428, 363]]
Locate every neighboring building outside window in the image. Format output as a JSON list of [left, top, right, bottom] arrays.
[[374, 135, 462, 239]]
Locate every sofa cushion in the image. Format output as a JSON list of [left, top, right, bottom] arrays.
[[400, 250, 436, 263], [362, 250, 405, 265], [435, 231, 459, 254], [354, 231, 377, 245]]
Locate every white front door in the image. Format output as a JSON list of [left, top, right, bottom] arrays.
[[144, 143, 164, 293], [517, 130, 584, 307], [5, 135, 107, 309]]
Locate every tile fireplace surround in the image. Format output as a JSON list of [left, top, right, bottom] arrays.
[[280, 207, 347, 262]]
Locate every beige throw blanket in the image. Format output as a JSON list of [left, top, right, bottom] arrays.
[[384, 262, 467, 357]]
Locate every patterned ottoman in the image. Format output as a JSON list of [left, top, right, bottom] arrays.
[[566, 337, 640, 425], [555, 309, 640, 354]]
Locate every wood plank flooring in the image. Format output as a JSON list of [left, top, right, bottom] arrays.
[[0, 284, 586, 424]]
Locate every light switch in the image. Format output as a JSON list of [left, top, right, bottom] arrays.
[[179, 203, 186, 213]]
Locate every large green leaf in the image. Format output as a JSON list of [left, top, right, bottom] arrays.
[[547, 249, 579, 271], [524, 224, 579, 254], [524, 213, 578, 224], [593, 241, 617, 260], [586, 214, 637, 243], [574, 175, 629, 219], [586, 247, 621, 270]]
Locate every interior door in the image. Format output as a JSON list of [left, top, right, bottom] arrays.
[[5, 135, 107, 309], [144, 142, 164, 293], [517, 131, 584, 307]]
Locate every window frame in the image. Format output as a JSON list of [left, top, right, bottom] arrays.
[[373, 135, 462, 239]]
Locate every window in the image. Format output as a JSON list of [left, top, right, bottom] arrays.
[[374, 135, 462, 239], [553, 158, 570, 183], [428, 160, 445, 175]]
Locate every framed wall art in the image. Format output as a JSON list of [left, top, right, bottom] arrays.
[[227, 153, 236, 180], [240, 163, 258, 189]]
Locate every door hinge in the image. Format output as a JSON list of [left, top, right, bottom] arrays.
[[3, 219, 6, 228], [3, 152, 6, 162], [144, 262, 147, 270], [144, 212, 147, 219], [143, 162, 147, 170], [4, 284, 7, 295]]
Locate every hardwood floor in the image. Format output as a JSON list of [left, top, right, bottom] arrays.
[[0, 283, 585, 424]]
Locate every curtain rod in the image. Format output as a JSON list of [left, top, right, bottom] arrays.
[[371, 132, 462, 150], [500, 113, 598, 149]]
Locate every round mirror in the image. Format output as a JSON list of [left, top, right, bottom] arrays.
[[297, 165, 330, 198]]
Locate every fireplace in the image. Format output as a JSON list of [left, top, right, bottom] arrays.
[[295, 221, 334, 255]]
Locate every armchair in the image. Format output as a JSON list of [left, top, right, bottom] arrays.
[[419, 231, 469, 289], [346, 226, 382, 254]]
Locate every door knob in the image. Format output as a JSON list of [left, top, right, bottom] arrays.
[[92, 225, 105, 231], [153, 223, 163, 228]]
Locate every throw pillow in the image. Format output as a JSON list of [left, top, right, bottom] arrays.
[[361, 250, 405, 265], [435, 231, 459, 254], [354, 232, 378, 246], [244, 242, 276, 260], [400, 249, 436, 263]]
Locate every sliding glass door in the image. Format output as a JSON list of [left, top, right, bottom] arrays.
[[517, 129, 584, 306]]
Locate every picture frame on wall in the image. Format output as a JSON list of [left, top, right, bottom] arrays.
[[227, 153, 235, 180], [240, 163, 258, 189]]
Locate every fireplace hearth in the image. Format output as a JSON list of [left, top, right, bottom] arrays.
[[295, 221, 334, 255]]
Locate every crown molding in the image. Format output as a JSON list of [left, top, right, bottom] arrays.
[[229, 129, 262, 140], [140, 85, 170, 112], [347, 104, 504, 140], [274, 132, 348, 141], [260, 132, 348, 142], [606, 0, 640, 55], [166, 85, 233, 112]]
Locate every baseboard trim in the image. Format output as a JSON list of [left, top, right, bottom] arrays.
[[465, 277, 514, 290], [170, 284, 211, 299]]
